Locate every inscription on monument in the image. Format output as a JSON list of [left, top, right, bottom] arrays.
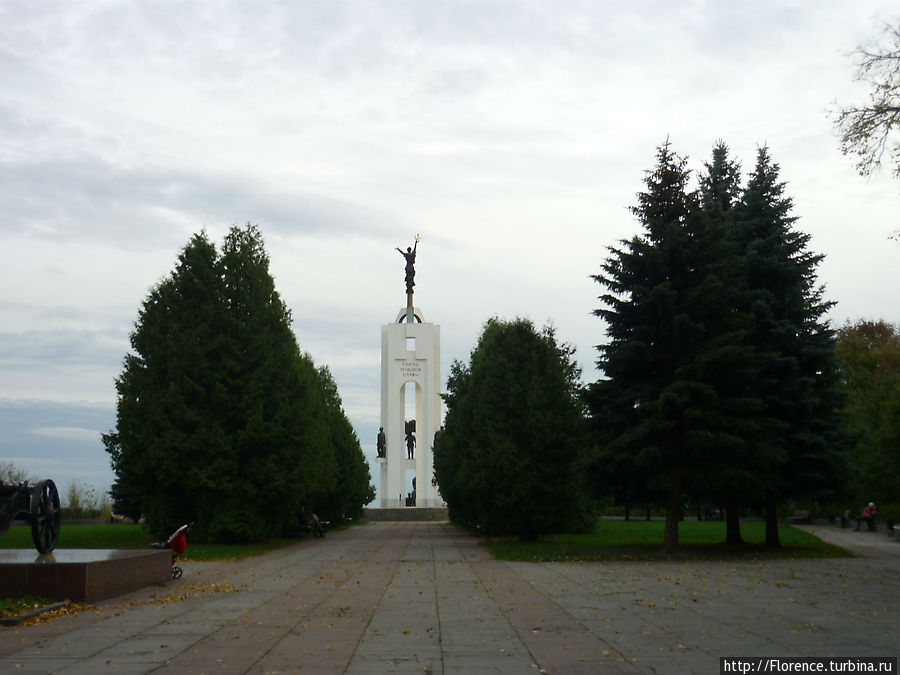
[[399, 360, 423, 380]]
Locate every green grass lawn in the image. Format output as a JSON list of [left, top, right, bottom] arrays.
[[2, 520, 849, 565], [486, 520, 851, 562], [0, 524, 152, 550], [0, 524, 301, 561]]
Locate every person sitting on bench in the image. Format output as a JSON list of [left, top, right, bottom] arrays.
[[855, 502, 877, 531]]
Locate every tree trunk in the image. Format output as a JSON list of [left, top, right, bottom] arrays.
[[725, 489, 743, 545], [662, 472, 681, 553], [765, 488, 780, 547]]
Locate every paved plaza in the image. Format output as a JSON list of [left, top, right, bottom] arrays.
[[0, 521, 897, 674]]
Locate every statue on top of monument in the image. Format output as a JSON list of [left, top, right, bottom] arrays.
[[395, 234, 420, 296]]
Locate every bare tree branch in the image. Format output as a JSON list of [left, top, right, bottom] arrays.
[[831, 21, 900, 179]]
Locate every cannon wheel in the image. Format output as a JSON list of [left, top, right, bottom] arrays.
[[31, 479, 61, 554]]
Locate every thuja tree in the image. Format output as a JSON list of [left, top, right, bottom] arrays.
[[434, 317, 588, 540], [104, 232, 227, 538], [314, 366, 376, 522], [104, 225, 373, 542]]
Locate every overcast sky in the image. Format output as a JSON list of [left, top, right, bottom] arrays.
[[2, 1, 898, 504]]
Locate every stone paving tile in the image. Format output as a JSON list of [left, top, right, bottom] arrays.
[[2, 520, 898, 674]]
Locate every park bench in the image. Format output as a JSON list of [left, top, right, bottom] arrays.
[[786, 510, 810, 524], [298, 515, 330, 537], [841, 509, 885, 533], [856, 514, 877, 531]]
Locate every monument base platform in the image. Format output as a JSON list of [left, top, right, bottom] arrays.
[[0, 549, 172, 602], [363, 507, 448, 522]]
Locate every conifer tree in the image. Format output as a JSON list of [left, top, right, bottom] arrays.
[[592, 141, 761, 552], [315, 365, 376, 522], [699, 141, 743, 217], [104, 225, 373, 541], [434, 318, 586, 540], [592, 142, 844, 551], [694, 141, 765, 545], [733, 148, 846, 547]]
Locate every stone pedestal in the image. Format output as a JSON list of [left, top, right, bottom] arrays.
[[0, 548, 173, 602], [378, 306, 442, 508], [363, 507, 448, 522]]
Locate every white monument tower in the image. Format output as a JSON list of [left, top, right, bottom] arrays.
[[377, 236, 442, 508]]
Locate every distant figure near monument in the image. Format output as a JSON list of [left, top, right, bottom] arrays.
[[376, 427, 386, 458], [396, 235, 419, 297], [405, 419, 416, 459]]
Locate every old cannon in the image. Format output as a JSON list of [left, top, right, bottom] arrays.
[[0, 479, 61, 554]]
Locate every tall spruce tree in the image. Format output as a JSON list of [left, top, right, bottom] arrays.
[[592, 141, 761, 552], [592, 142, 844, 550], [696, 141, 745, 544], [694, 141, 771, 546], [733, 148, 846, 547], [699, 141, 743, 217]]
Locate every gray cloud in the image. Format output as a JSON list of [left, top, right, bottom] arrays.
[[0, 325, 125, 371], [2, 0, 900, 504], [0, 154, 385, 248], [0, 398, 115, 492]]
